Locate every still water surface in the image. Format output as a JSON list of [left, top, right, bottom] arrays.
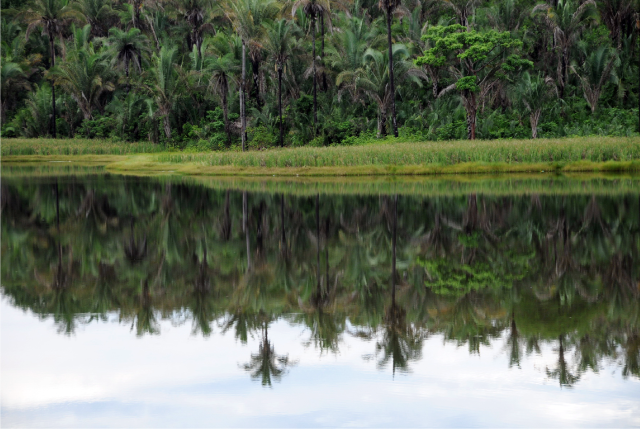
[[2, 172, 639, 427]]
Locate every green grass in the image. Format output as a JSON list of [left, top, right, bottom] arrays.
[[4, 136, 640, 176], [154, 136, 640, 168], [1, 138, 165, 156]]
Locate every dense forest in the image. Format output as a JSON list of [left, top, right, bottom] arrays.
[[2, 176, 639, 384], [2, 0, 639, 148]]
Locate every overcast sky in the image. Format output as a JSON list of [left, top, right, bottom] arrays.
[[2, 298, 639, 428]]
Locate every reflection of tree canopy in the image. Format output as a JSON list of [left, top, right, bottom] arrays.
[[1, 177, 639, 385]]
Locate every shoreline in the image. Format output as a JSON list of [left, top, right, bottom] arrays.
[[3, 154, 640, 176]]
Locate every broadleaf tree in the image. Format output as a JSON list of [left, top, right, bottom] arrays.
[[415, 24, 532, 140]]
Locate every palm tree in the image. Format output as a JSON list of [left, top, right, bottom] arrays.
[[571, 46, 619, 113], [292, 0, 325, 134], [23, 0, 80, 137], [49, 28, 116, 120], [227, 0, 280, 150], [242, 321, 294, 386], [264, 19, 296, 147], [532, 0, 598, 98], [598, 0, 634, 49], [174, 0, 217, 61], [72, 0, 115, 37], [147, 46, 181, 140], [440, 0, 480, 29], [106, 27, 149, 92], [207, 53, 239, 145], [1, 61, 31, 124], [337, 45, 426, 137], [379, 0, 404, 138], [513, 71, 557, 138]]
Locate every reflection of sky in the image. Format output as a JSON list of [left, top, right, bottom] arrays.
[[2, 298, 639, 428]]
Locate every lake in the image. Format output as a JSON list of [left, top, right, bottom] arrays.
[[2, 168, 639, 427]]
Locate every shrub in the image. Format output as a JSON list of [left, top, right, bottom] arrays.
[[248, 125, 277, 149]]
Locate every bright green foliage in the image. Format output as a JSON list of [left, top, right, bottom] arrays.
[[416, 25, 532, 139]]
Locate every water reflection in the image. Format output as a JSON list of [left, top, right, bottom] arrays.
[[2, 175, 640, 390]]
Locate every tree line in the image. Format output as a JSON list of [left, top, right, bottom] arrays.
[[2, 178, 639, 384], [2, 0, 639, 147]]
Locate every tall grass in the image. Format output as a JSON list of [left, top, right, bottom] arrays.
[[155, 137, 640, 167], [2, 138, 165, 156]]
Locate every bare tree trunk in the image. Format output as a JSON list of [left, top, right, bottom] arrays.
[[251, 58, 262, 107], [241, 40, 247, 151], [320, 13, 327, 92], [278, 66, 283, 147], [386, 4, 398, 138], [530, 109, 541, 138], [162, 114, 171, 140], [134, 0, 143, 66], [312, 14, 318, 136], [465, 92, 477, 140], [49, 34, 57, 138], [222, 75, 230, 145]]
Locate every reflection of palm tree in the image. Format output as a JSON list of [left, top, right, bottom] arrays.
[[190, 240, 214, 336], [377, 304, 424, 375], [124, 219, 147, 264], [296, 311, 345, 355], [242, 322, 294, 386], [546, 334, 580, 387], [622, 332, 640, 378], [505, 310, 522, 368], [132, 279, 159, 336], [90, 262, 119, 320]]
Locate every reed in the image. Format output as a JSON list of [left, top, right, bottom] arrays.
[[154, 137, 640, 168], [1, 138, 165, 156]]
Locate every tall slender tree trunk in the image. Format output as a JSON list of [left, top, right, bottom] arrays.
[[222, 75, 230, 146], [133, 0, 143, 66], [530, 109, 541, 139], [125, 58, 131, 95], [391, 194, 397, 308], [49, 34, 57, 138], [386, 5, 398, 138], [320, 13, 327, 92], [162, 115, 172, 140], [251, 58, 262, 106], [312, 14, 318, 136], [465, 91, 477, 140], [278, 66, 283, 147], [637, 9, 639, 133], [241, 39, 247, 151]]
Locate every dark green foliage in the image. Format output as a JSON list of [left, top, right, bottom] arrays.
[[1, 0, 638, 146]]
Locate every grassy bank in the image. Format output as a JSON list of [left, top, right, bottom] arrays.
[[155, 137, 640, 168], [3, 136, 640, 176], [1, 138, 165, 156]]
